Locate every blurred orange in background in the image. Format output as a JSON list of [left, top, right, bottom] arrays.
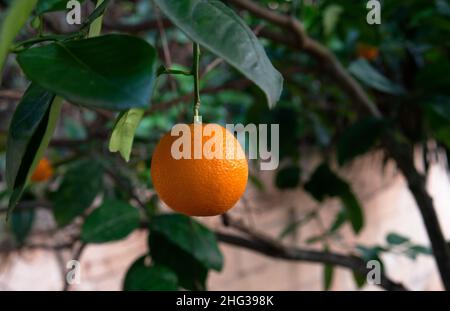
[[30, 157, 53, 182], [356, 43, 379, 60]]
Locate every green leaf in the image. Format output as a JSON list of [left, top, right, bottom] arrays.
[[304, 164, 364, 233], [386, 232, 410, 245], [408, 245, 432, 256], [323, 264, 334, 290], [149, 231, 208, 290], [356, 245, 386, 268], [6, 84, 53, 190], [17, 34, 157, 111], [109, 109, 145, 162], [337, 117, 385, 165], [81, 199, 140, 243], [11, 208, 35, 245], [323, 5, 343, 36], [249, 173, 265, 191], [153, 0, 283, 108], [352, 271, 366, 289], [151, 214, 223, 271], [424, 97, 450, 146], [86, 0, 109, 37], [304, 164, 346, 201], [6, 84, 61, 217], [329, 210, 346, 233], [0, 0, 38, 81], [426, 96, 450, 121], [123, 256, 178, 291], [36, 0, 86, 14], [305, 233, 328, 244], [52, 159, 103, 226], [349, 59, 404, 94], [275, 165, 301, 189], [340, 192, 364, 234]]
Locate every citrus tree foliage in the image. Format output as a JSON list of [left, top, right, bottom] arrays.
[[0, 0, 449, 291]]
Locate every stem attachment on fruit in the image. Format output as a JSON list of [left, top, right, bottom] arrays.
[[192, 42, 201, 119]]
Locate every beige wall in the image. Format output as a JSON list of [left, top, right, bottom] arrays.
[[1, 151, 449, 291]]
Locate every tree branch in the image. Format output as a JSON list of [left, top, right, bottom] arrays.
[[217, 214, 407, 291], [215, 230, 407, 291]]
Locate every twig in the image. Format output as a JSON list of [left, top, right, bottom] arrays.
[[154, 6, 176, 91], [0, 89, 22, 100], [201, 58, 223, 78]]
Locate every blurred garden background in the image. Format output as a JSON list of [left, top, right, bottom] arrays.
[[0, 0, 450, 291]]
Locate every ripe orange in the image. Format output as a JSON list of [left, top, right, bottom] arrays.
[[30, 157, 54, 182], [151, 123, 248, 216], [356, 43, 379, 61]]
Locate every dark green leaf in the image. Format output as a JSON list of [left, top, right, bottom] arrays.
[[278, 221, 300, 240], [305, 233, 327, 244], [408, 245, 432, 256], [386, 232, 410, 245], [337, 117, 385, 165], [349, 59, 404, 94], [424, 96, 450, 148], [340, 192, 364, 234], [275, 165, 300, 189], [323, 264, 334, 290], [6, 84, 61, 217], [304, 164, 364, 233], [329, 210, 346, 233], [415, 62, 450, 95], [123, 256, 178, 291], [6, 84, 53, 190], [11, 209, 35, 245], [278, 210, 317, 240], [153, 0, 283, 108], [149, 231, 208, 290], [109, 109, 145, 162], [0, 0, 37, 79], [17, 34, 157, 111], [151, 214, 223, 271], [81, 199, 140, 243], [310, 113, 331, 147], [323, 5, 343, 36], [352, 271, 366, 288], [425, 96, 450, 121], [53, 159, 103, 226], [356, 245, 386, 267], [304, 164, 347, 201], [249, 174, 265, 191]]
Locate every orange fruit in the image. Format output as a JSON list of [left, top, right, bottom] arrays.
[[356, 43, 379, 60], [151, 123, 248, 216], [30, 157, 54, 182]]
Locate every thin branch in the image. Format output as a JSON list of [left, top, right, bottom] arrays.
[[0, 89, 22, 101], [154, 6, 176, 91], [201, 57, 224, 78], [218, 215, 411, 291]]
